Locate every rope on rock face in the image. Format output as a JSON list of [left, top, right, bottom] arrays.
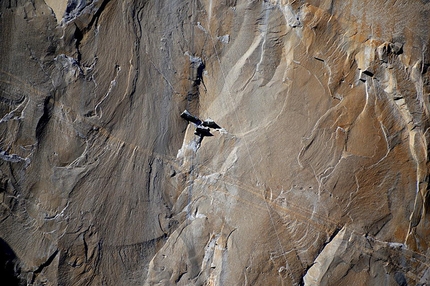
[[181, 4, 290, 278], [186, 0, 197, 113], [186, 0, 198, 223], [201, 2, 293, 278]]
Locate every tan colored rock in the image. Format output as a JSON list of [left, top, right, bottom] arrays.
[[44, 0, 68, 23], [0, 0, 429, 285]]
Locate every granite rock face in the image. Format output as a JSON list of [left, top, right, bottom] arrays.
[[1, 0, 430, 285]]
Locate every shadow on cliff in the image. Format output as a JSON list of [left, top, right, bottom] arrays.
[[0, 238, 23, 286]]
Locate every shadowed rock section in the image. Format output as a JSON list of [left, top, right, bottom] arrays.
[[0, 0, 429, 285]]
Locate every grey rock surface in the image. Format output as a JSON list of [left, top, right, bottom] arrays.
[[0, 0, 429, 285]]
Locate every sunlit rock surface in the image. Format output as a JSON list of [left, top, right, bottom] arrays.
[[1, 0, 429, 285]]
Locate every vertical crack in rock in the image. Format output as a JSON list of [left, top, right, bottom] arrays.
[[64, 0, 111, 27], [31, 249, 59, 282]]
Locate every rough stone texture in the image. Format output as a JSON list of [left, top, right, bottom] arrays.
[[0, 0, 429, 285]]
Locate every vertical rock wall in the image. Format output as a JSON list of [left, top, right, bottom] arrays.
[[0, 0, 429, 285]]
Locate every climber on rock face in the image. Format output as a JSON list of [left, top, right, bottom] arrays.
[[180, 110, 221, 138]]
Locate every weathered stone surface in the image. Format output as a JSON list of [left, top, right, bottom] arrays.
[[0, 0, 429, 285]]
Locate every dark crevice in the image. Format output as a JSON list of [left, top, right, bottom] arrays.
[[362, 70, 374, 77], [186, 47, 205, 116], [65, 0, 111, 29], [66, 0, 111, 64], [33, 250, 58, 274], [65, 1, 79, 14], [145, 157, 154, 202], [0, 238, 23, 286], [326, 227, 342, 244], [35, 96, 54, 141], [193, 61, 205, 89], [125, 2, 147, 110], [73, 24, 83, 63], [175, 270, 188, 283], [424, 182, 430, 215], [31, 250, 59, 284], [300, 227, 342, 285], [95, 239, 103, 271], [83, 234, 89, 262], [87, 0, 111, 30]]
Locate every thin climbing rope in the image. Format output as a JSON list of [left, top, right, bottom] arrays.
[[186, 0, 197, 223], [186, 0, 197, 112], [202, 2, 293, 277]]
